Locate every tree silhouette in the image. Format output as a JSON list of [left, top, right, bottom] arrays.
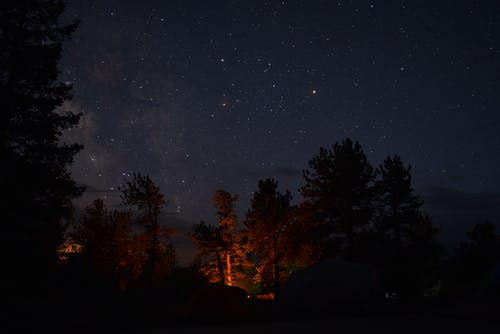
[[72, 199, 112, 269], [120, 173, 175, 283], [192, 190, 246, 286], [373, 155, 423, 241], [372, 155, 441, 298], [447, 222, 500, 296], [191, 221, 226, 284], [212, 190, 240, 286], [70, 199, 140, 290], [300, 138, 375, 257], [108, 209, 139, 290], [0, 0, 82, 289], [244, 178, 293, 295]]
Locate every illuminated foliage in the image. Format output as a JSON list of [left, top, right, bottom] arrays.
[[120, 173, 175, 283], [244, 179, 293, 294], [70, 199, 138, 289], [192, 190, 247, 286], [191, 221, 226, 284]]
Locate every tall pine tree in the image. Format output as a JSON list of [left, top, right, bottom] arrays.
[[244, 178, 293, 295], [373, 155, 441, 298], [120, 173, 175, 284], [0, 1, 82, 289], [191, 190, 246, 286], [373, 155, 423, 242], [300, 138, 375, 258]]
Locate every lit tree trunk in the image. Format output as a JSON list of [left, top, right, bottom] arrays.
[[225, 252, 233, 286]]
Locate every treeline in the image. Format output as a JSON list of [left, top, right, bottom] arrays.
[[191, 139, 440, 300], [64, 137, 500, 304], [61, 174, 176, 291]]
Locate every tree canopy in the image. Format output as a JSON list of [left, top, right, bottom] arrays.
[[244, 178, 294, 294], [0, 0, 82, 288], [300, 138, 375, 257]]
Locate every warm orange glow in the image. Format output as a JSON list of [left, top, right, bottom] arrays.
[[255, 292, 275, 301], [225, 253, 233, 286], [57, 240, 82, 263]]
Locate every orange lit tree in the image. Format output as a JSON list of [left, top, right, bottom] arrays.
[[120, 173, 175, 283], [191, 221, 227, 284], [70, 199, 143, 290], [244, 178, 294, 295], [191, 190, 246, 286]]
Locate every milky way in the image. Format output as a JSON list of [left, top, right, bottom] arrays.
[[61, 1, 500, 259]]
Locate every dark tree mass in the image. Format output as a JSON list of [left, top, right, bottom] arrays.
[[1, 0, 82, 291], [244, 178, 295, 294], [2, 0, 500, 332], [300, 138, 375, 256]]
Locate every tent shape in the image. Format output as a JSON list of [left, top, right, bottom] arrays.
[[280, 259, 382, 314]]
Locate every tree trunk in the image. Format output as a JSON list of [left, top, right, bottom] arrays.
[[225, 252, 232, 286]]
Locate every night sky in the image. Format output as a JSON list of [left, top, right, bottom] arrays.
[[61, 0, 500, 263]]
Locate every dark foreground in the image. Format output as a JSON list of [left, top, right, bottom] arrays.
[[143, 315, 498, 334], [7, 295, 500, 333]]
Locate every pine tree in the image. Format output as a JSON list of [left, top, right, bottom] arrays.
[[0, 1, 82, 288], [73, 199, 112, 268], [212, 190, 239, 286], [373, 155, 441, 298], [244, 178, 293, 294], [191, 190, 246, 286], [120, 173, 175, 283], [448, 222, 500, 296], [373, 155, 423, 241], [300, 138, 375, 257], [70, 199, 140, 290], [191, 221, 226, 284]]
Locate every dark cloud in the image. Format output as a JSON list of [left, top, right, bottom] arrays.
[[422, 186, 500, 213]]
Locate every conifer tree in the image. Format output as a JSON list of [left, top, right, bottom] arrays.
[[300, 138, 375, 257], [191, 190, 246, 286], [373, 155, 423, 241], [120, 173, 175, 283], [244, 178, 293, 294], [373, 155, 441, 298], [1, 1, 82, 287]]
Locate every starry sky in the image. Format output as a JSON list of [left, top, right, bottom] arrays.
[[61, 0, 500, 262]]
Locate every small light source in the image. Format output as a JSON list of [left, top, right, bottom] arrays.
[[312, 89, 317, 94]]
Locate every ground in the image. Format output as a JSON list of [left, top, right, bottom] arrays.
[[141, 313, 498, 334]]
